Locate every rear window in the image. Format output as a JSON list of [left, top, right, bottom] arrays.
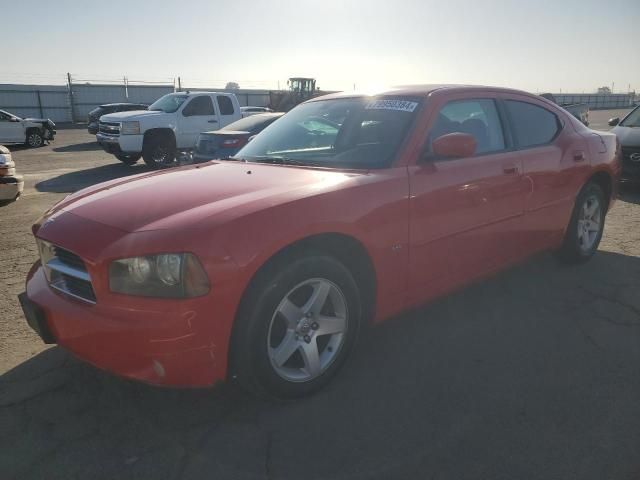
[[222, 115, 279, 133], [217, 96, 235, 115], [506, 100, 561, 148]]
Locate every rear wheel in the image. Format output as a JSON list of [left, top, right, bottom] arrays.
[[231, 253, 362, 399], [142, 134, 176, 168], [115, 153, 141, 165], [26, 130, 44, 148], [557, 182, 606, 263]]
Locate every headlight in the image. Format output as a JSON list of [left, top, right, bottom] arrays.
[[109, 253, 209, 298], [120, 121, 140, 135]]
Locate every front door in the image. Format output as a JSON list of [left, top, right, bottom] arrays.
[[177, 96, 219, 148], [407, 96, 530, 304], [0, 111, 24, 143]]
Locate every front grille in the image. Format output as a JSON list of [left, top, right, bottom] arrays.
[[40, 243, 96, 304], [99, 121, 120, 136], [53, 246, 85, 270]]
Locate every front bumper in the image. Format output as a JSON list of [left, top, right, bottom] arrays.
[[96, 133, 143, 155], [0, 174, 24, 201], [23, 263, 228, 387]]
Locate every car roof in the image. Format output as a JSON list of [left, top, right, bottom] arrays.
[[308, 84, 535, 101]]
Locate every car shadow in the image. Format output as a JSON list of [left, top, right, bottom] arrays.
[[2, 251, 640, 479], [52, 142, 102, 153], [35, 163, 152, 193]]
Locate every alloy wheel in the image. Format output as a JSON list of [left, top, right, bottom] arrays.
[[28, 133, 43, 147], [577, 194, 602, 252], [267, 278, 348, 382]]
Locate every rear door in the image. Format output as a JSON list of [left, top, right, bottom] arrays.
[[499, 94, 588, 253], [217, 95, 239, 127], [407, 93, 530, 302], [177, 95, 219, 148]]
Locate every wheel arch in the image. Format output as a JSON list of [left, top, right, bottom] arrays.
[[143, 128, 176, 146], [587, 169, 613, 210], [242, 232, 377, 323]]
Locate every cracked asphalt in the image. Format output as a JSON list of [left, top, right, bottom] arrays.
[[1, 110, 639, 480]]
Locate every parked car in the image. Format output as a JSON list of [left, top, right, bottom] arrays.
[[193, 112, 284, 162], [0, 145, 24, 206], [609, 105, 640, 181], [87, 103, 148, 134], [21, 85, 619, 399], [96, 92, 242, 168], [0, 109, 56, 147], [241, 106, 274, 117], [540, 93, 589, 126]]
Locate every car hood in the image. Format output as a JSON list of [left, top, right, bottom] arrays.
[[612, 125, 640, 146], [51, 162, 359, 233], [100, 110, 162, 122]]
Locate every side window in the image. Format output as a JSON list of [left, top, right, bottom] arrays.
[[505, 100, 560, 148], [182, 96, 215, 116], [217, 96, 235, 115], [430, 99, 505, 154], [0, 112, 9, 121]]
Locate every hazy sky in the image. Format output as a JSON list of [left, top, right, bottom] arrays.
[[2, 0, 639, 93]]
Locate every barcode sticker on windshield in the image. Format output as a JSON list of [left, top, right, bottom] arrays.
[[365, 100, 418, 112]]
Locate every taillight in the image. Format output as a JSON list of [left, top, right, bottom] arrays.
[[221, 138, 247, 147]]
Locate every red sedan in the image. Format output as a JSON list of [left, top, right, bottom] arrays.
[[21, 85, 620, 398]]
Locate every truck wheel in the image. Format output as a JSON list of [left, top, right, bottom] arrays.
[[231, 252, 362, 399], [115, 154, 141, 165], [557, 182, 606, 264], [26, 129, 44, 148], [143, 134, 176, 168]]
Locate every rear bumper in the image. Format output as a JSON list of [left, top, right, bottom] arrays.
[[0, 174, 24, 201], [23, 263, 228, 387]]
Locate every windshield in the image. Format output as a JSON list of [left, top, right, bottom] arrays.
[[235, 97, 420, 169], [149, 94, 189, 113], [620, 106, 640, 127]]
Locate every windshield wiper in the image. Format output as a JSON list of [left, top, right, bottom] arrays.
[[245, 155, 315, 166]]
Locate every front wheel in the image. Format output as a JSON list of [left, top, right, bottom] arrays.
[[557, 182, 606, 263], [26, 130, 44, 148], [231, 253, 362, 399], [142, 135, 176, 168], [115, 153, 141, 165]]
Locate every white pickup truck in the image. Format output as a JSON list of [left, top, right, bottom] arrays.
[[96, 92, 242, 167]]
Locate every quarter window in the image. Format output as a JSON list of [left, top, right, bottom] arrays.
[[505, 100, 560, 148], [429, 99, 505, 154], [183, 96, 215, 116], [217, 96, 235, 115]]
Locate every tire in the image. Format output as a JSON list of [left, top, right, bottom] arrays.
[[231, 252, 362, 399], [142, 134, 176, 168], [557, 182, 606, 264], [26, 129, 44, 148], [115, 153, 141, 165]]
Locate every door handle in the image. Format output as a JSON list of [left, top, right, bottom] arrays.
[[208, 120, 218, 123], [503, 165, 518, 175], [573, 151, 585, 162]]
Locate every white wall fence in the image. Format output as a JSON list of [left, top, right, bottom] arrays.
[[0, 83, 272, 124]]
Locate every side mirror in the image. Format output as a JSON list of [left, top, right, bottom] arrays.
[[431, 132, 476, 158], [9, 117, 20, 123], [608, 117, 620, 127]]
